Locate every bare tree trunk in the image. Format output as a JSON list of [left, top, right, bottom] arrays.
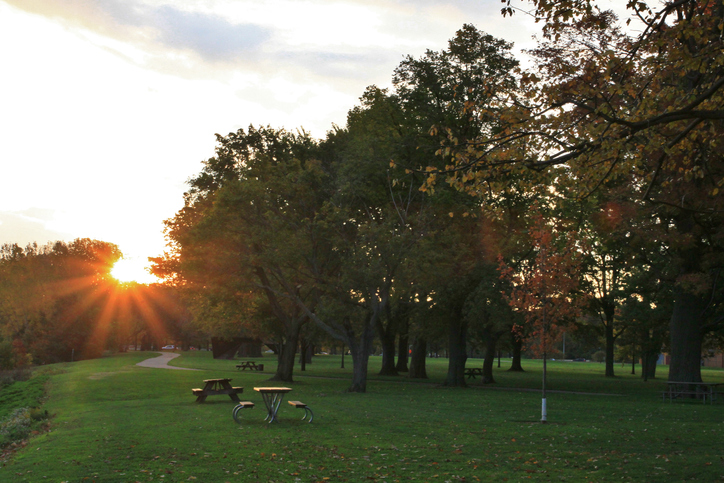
[[377, 326, 398, 376], [348, 322, 375, 392], [270, 320, 303, 382], [299, 338, 307, 372], [669, 287, 705, 383], [481, 330, 504, 384], [508, 333, 525, 372], [643, 351, 658, 380], [604, 315, 616, 377], [408, 337, 427, 379], [396, 323, 409, 373], [444, 317, 467, 387]]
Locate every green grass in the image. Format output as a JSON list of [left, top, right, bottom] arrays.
[[2, 352, 724, 481]]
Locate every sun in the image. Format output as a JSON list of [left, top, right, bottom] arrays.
[[111, 257, 158, 284]]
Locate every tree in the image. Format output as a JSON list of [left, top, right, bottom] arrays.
[[155, 126, 333, 382], [0, 239, 126, 366], [391, 24, 521, 386], [572, 188, 646, 377], [437, 1, 724, 383], [499, 212, 585, 422]]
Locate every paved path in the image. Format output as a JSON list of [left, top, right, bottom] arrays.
[[136, 352, 200, 371]]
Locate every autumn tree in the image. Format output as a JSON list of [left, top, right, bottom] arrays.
[[435, 1, 724, 383], [499, 213, 585, 422], [0, 239, 125, 366]]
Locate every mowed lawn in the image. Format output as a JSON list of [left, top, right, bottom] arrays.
[[3, 351, 724, 482]]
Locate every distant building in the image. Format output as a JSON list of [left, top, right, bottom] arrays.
[[703, 352, 724, 368]]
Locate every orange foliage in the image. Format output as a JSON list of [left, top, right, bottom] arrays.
[[498, 214, 586, 357]]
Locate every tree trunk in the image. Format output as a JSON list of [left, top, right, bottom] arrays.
[[395, 326, 409, 373], [668, 287, 705, 382], [444, 317, 467, 387], [270, 321, 302, 382], [642, 350, 658, 380], [508, 333, 525, 372], [377, 326, 398, 376], [604, 318, 616, 377], [347, 322, 375, 392], [481, 330, 503, 384], [299, 338, 307, 372], [298, 341, 313, 366], [408, 337, 428, 379]]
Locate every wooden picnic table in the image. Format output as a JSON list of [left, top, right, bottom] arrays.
[[192, 378, 243, 403], [236, 361, 264, 371], [663, 381, 722, 404], [254, 387, 292, 423], [465, 368, 484, 379]]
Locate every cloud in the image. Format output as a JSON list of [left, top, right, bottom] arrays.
[[149, 5, 270, 60], [276, 49, 399, 83], [3, 0, 272, 63]]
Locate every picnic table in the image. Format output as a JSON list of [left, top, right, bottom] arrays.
[[192, 378, 243, 403], [663, 381, 722, 404], [254, 387, 292, 423], [236, 361, 264, 371], [465, 368, 484, 379]]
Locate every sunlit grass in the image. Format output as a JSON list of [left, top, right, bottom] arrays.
[[3, 352, 724, 481]]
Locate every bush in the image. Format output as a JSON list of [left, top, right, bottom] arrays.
[[0, 408, 31, 445], [592, 350, 606, 363], [0, 403, 50, 448]]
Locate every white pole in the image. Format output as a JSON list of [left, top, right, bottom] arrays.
[[541, 398, 547, 423]]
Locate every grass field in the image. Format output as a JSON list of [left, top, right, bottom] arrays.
[[2, 351, 723, 482]]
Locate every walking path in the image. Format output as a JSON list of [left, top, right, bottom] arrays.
[[136, 352, 200, 371]]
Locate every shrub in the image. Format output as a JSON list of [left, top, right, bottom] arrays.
[[0, 408, 31, 445]]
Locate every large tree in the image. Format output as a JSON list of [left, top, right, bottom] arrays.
[[156, 126, 333, 382], [437, 1, 724, 382], [391, 24, 521, 386]]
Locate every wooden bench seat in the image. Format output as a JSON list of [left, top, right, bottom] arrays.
[[288, 400, 314, 423]]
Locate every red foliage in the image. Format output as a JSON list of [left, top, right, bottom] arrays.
[[498, 214, 586, 357]]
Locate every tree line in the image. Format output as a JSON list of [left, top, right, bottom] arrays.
[[0, 239, 189, 369], [154, 0, 724, 392]]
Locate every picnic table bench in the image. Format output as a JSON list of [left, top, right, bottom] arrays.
[[464, 368, 484, 379], [288, 400, 314, 423], [236, 361, 264, 371], [192, 378, 243, 403], [662, 381, 722, 404]]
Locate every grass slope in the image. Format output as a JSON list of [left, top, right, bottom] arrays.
[[2, 352, 723, 482]]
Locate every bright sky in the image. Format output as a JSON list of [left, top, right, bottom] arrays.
[[0, 0, 547, 280]]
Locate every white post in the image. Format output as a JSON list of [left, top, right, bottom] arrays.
[[541, 398, 547, 423]]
